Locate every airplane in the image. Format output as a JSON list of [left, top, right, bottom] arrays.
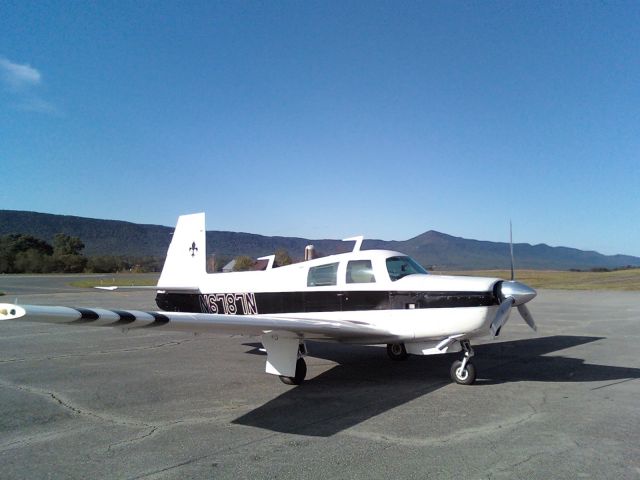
[[0, 213, 537, 386]]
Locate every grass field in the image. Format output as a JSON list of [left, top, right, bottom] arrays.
[[67, 269, 640, 291], [438, 269, 640, 291]]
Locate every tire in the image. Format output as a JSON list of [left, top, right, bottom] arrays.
[[386, 343, 409, 361], [450, 360, 476, 385], [279, 357, 307, 385]]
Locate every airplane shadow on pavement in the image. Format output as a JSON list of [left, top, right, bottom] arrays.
[[476, 335, 640, 384], [233, 335, 640, 436]]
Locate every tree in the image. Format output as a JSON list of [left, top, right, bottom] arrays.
[[53, 234, 85, 256], [86, 256, 124, 273], [210, 255, 231, 273], [51, 254, 87, 273], [274, 249, 293, 267], [14, 250, 51, 273], [0, 234, 54, 273], [130, 256, 163, 272], [0, 233, 92, 273], [233, 255, 254, 271], [51, 233, 87, 273]]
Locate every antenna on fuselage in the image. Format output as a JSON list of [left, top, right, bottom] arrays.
[[343, 235, 364, 252], [304, 245, 316, 261]]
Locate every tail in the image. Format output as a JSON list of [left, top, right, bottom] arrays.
[[158, 213, 206, 288]]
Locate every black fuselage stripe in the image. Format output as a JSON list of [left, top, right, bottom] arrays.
[[156, 290, 498, 314]]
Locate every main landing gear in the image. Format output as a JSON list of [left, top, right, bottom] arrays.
[[279, 357, 307, 385], [278, 343, 308, 385], [450, 340, 476, 385], [386, 343, 409, 361]]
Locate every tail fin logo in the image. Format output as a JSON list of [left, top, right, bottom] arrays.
[[189, 242, 198, 257]]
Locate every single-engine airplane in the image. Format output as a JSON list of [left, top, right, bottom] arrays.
[[0, 213, 537, 385]]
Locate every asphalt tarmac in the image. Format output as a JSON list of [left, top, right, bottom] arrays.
[[0, 276, 639, 479]]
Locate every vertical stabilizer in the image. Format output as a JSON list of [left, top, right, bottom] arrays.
[[158, 213, 206, 288]]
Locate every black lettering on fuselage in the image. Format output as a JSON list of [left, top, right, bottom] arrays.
[[243, 292, 258, 314], [199, 293, 259, 315]]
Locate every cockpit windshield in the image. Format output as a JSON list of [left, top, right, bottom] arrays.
[[386, 256, 428, 281]]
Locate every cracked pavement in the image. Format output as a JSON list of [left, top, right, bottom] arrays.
[[0, 279, 639, 479]]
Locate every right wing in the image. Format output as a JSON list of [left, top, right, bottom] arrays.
[[0, 303, 399, 343]]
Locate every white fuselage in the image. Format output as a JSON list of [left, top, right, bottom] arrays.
[[156, 249, 502, 344]]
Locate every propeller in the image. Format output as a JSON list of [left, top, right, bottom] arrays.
[[509, 220, 514, 281], [490, 282, 537, 336], [517, 303, 537, 331], [489, 296, 514, 336], [490, 222, 537, 336]]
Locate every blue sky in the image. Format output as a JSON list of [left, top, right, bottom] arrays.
[[1, 1, 639, 256]]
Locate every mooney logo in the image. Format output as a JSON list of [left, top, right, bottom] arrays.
[[189, 242, 198, 256]]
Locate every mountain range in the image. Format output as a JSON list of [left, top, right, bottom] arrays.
[[1, 210, 638, 270]]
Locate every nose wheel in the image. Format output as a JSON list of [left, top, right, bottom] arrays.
[[450, 340, 476, 385]]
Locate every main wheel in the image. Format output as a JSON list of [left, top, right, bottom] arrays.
[[450, 360, 476, 385], [386, 343, 409, 361], [279, 357, 307, 385]]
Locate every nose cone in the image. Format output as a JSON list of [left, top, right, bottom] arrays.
[[500, 281, 537, 306]]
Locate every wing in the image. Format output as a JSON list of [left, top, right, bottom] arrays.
[[0, 303, 395, 343]]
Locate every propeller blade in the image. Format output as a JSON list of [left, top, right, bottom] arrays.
[[490, 297, 515, 336], [517, 304, 537, 331], [509, 220, 515, 281]]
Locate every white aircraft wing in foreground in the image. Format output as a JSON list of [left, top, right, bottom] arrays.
[[0, 303, 397, 340], [0, 303, 398, 382]]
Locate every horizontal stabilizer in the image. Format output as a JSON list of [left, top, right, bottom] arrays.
[[95, 286, 200, 293]]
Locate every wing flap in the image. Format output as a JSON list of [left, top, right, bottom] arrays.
[[0, 303, 394, 341]]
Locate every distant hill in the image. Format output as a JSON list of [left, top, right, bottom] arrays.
[[393, 231, 640, 270], [1, 210, 639, 270]]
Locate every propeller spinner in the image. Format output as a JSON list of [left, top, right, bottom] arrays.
[[490, 281, 537, 336], [490, 222, 538, 336]]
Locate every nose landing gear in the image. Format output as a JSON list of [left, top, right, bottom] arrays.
[[450, 340, 476, 385]]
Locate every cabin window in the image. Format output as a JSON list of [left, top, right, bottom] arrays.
[[346, 260, 376, 283], [386, 256, 428, 281], [307, 262, 339, 286]]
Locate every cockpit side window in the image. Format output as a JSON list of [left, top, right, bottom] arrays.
[[307, 262, 339, 287], [346, 260, 376, 284], [386, 256, 428, 281]]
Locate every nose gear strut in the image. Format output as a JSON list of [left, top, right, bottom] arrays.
[[450, 340, 476, 385]]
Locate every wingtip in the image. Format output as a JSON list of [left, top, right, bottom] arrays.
[[0, 304, 26, 320]]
